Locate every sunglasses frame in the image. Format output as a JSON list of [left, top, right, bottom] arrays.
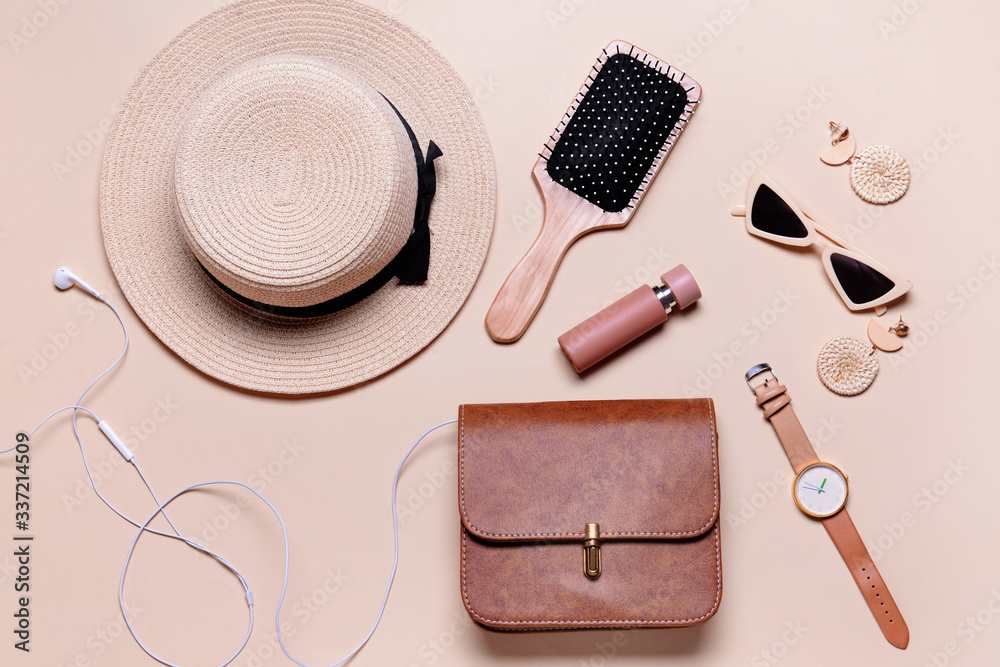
[[732, 169, 911, 311]]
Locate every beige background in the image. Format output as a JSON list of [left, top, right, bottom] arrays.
[[2, 0, 999, 665]]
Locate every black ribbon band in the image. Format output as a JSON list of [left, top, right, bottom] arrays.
[[202, 99, 441, 318]]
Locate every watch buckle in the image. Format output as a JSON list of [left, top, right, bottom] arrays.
[[744, 363, 774, 393]]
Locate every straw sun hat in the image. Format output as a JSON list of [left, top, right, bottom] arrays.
[[100, 0, 495, 394]]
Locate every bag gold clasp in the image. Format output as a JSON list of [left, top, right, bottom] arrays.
[[583, 522, 602, 579]]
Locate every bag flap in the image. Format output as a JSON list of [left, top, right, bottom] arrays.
[[459, 399, 719, 542]]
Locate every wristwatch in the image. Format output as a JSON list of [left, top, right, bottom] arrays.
[[745, 363, 909, 649]]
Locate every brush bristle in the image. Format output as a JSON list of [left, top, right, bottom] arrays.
[[544, 51, 690, 213]]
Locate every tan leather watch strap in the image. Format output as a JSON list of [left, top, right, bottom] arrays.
[[823, 510, 910, 648], [752, 381, 819, 473], [746, 364, 909, 649]]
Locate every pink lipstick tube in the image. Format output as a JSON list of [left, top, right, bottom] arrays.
[[558, 264, 701, 373]]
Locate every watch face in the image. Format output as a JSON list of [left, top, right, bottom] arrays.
[[793, 463, 848, 518]]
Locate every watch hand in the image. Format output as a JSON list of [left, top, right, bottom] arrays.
[[820, 478, 827, 491], [802, 483, 825, 493]]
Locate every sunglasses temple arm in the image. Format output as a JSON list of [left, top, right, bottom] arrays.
[[812, 222, 858, 252], [792, 198, 867, 255], [731, 204, 746, 217]]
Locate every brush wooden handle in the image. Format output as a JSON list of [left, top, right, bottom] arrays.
[[484, 206, 578, 342], [485, 163, 630, 343]]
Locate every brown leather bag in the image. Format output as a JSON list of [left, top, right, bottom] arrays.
[[459, 399, 722, 630]]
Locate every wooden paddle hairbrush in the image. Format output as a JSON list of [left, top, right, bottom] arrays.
[[485, 40, 701, 343]]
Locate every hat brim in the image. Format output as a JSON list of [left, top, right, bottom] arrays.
[[100, 0, 496, 394]]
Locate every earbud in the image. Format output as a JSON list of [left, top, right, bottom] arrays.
[[54, 266, 101, 299]]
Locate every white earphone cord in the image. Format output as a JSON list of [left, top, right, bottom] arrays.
[[13, 289, 457, 667]]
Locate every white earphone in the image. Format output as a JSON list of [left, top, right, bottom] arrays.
[[53, 265, 102, 299], [8, 266, 456, 667]]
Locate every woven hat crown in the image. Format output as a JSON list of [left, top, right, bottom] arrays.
[[172, 54, 419, 309]]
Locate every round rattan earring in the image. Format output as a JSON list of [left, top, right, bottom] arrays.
[[817, 336, 880, 396], [817, 316, 910, 395], [820, 122, 909, 204]]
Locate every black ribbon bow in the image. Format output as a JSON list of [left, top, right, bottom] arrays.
[[391, 140, 442, 284]]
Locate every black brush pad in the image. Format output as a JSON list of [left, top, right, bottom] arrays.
[[546, 53, 688, 213]]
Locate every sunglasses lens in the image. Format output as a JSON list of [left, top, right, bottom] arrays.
[[750, 184, 809, 239], [830, 252, 896, 305]]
